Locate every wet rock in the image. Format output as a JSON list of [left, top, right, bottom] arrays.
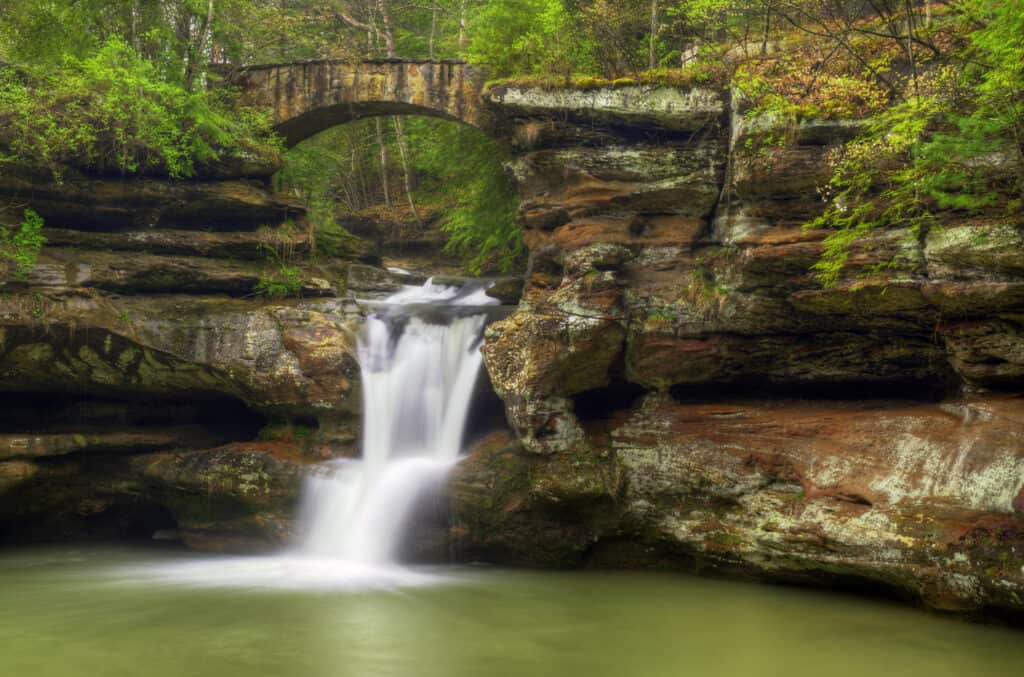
[[449, 431, 611, 566], [136, 442, 307, 552], [925, 221, 1024, 280], [0, 174, 302, 231], [485, 278, 525, 305], [41, 227, 314, 261], [0, 442, 308, 550], [347, 264, 403, 293], [0, 428, 223, 461], [0, 294, 362, 419], [0, 460, 37, 495], [458, 89, 1024, 620], [940, 318, 1024, 387], [28, 250, 264, 296], [451, 394, 1024, 615], [484, 311, 626, 401]]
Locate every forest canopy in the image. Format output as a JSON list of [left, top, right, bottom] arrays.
[[0, 1, 1021, 275]]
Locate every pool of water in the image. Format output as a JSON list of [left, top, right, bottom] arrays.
[[1, 547, 1021, 677]]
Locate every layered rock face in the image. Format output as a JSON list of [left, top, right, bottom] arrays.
[[0, 169, 368, 551], [450, 85, 1024, 617], [1, 79, 1022, 617]]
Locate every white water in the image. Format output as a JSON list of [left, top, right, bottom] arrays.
[[120, 279, 498, 590], [301, 279, 497, 563]]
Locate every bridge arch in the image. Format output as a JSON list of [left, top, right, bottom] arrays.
[[231, 59, 492, 147]]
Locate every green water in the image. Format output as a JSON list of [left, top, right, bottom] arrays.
[[1, 548, 1021, 677]]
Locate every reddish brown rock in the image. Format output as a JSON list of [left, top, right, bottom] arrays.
[[452, 394, 1024, 614]]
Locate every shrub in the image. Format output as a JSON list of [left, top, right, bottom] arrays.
[[0, 208, 46, 281], [0, 39, 281, 180]]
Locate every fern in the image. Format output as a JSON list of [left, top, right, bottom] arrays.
[[1, 208, 46, 281]]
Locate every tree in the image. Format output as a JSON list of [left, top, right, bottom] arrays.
[[808, 0, 1024, 286]]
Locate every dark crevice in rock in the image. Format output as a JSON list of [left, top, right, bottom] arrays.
[[668, 377, 954, 404], [465, 368, 512, 444], [0, 497, 181, 546], [287, 416, 321, 433], [572, 381, 648, 424], [527, 244, 566, 282], [0, 392, 268, 460], [0, 452, 183, 546]]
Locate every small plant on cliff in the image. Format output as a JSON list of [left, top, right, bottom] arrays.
[[0, 208, 45, 281], [255, 266, 304, 299], [254, 243, 304, 299]]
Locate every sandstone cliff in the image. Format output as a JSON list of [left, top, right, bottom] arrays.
[[451, 84, 1024, 618], [0, 83, 1022, 618]]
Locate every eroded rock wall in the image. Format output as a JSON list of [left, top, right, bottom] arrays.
[[1, 81, 1022, 617], [450, 85, 1024, 617], [0, 170, 368, 550]]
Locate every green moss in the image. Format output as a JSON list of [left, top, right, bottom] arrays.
[[116, 347, 139, 371], [645, 308, 676, 326], [257, 422, 316, 443], [486, 74, 639, 92], [0, 209, 46, 282]]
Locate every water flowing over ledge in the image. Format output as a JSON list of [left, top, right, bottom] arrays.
[[301, 279, 498, 564], [118, 279, 498, 591]]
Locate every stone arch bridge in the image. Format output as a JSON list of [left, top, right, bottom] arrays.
[[230, 59, 492, 146]]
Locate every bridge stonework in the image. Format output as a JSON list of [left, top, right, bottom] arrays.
[[231, 59, 491, 146]]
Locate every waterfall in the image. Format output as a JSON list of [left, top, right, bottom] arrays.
[[300, 279, 497, 564], [121, 278, 498, 589]]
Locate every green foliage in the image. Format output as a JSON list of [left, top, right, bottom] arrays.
[[257, 420, 316, 443], [254, 244, 304, 299], [808, 1, 1024, 287], [0, 39, 280, 180], [0, 208, 46, 281], [255, 266, 304, 300], [0, 0, 347, 78], [278, 117, 521, 275], [808, 96, 940, 286], [465, 0, 596, 78], [399, 119, 522, 274], [274, 126, 364, 259]]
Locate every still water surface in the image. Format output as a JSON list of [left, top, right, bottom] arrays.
[[1, 547, 1021, 677]]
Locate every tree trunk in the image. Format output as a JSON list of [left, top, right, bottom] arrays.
[[377, 0, 397, 57], [761, 3, 772, 56], [129, 0, 139, 52], [429, 3, 438, 59], [648, 1, 659, 70], [392, 117, 423, 227], [458, 0, 467, 50], [376, 118, 392, 211], [903, 0, 920, 99], [184, 0, 215, 92]]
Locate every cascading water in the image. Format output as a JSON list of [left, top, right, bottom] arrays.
[[129, 278, 499, 589], [300, 279, 498, 564]]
